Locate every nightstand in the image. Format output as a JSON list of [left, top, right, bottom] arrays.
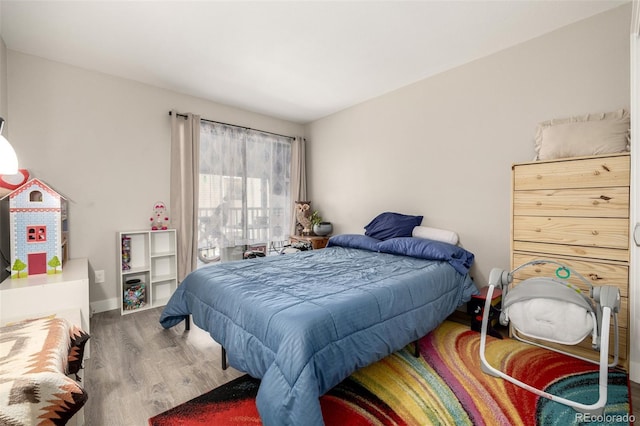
[[290, 235, 330, 250], [467, 286, 502, 339]]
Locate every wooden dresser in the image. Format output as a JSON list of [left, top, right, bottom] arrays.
[[511, 153, 630, 369]]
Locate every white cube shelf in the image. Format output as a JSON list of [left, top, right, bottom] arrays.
[[117, 229, 177, 315]]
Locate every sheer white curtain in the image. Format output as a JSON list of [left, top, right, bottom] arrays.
[[169, 111, 200, 282], [198, 121, 293, 262]]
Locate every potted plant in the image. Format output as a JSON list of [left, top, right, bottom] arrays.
[[310, 210, 332, 236]]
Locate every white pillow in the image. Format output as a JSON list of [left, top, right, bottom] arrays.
[[412, 226, 459, 245], [534, 109, 630, 161]]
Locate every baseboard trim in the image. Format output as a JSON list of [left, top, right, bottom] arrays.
[[630, 360, 640, 384], [91, 297, 119, 314]]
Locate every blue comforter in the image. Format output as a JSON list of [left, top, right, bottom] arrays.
[[160, 238, 477, 425]]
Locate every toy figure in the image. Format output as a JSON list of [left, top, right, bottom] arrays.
[[295, 201, 312, 235], [150, 201, 169, 230]]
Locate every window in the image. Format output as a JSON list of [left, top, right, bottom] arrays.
[[29, 190, 43, 202], [198, 121, 292, 264], [26, 226, 47, 242]]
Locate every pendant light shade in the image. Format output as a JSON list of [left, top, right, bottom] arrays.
[[0, 117, 18, 175]]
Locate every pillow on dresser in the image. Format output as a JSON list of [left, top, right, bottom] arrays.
[[534, 109, 630, 161]]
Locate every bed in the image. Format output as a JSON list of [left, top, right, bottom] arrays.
[[160, 233, 477, 426], [0, 316, 90, 425]]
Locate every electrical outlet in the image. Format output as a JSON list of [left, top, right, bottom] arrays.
[[95, 270, 105, 283]]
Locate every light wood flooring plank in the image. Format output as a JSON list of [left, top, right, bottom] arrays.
[[84, 307, 243, 425]]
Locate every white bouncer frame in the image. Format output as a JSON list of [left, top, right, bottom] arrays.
[[479, 260, 621, 415]]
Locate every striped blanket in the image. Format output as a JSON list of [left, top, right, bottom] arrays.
[[0, 316, 89, 425]]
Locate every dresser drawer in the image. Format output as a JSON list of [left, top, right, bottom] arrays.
[[511, 253, 628, 297], [513, 216, 629, 249], [513, 154, 630, 191], [513, 240, 629, 262], [513, 187, 629, 218]]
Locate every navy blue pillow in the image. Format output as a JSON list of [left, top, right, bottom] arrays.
[[326, 234, 381, 251], [364, 212, 423, 240]]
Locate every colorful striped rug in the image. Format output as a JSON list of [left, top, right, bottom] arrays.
[[149, 321, 631, 425]]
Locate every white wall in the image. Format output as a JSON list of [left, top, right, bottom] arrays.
[[0, 1, 5, 119], [6, 52, 303, 311], [0, 39, 6, 119], [305, 4, 631, 285]]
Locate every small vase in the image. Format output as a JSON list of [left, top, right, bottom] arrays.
[[313, 222, 333, 236]]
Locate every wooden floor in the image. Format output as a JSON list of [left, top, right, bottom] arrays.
[[84, 307, 243, 425], [85, 307, 639, 425]]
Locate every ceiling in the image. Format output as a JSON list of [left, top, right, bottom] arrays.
[[0, 0, 629, 124]]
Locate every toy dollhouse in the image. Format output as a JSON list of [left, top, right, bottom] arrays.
[[0, 178, 68, 277]]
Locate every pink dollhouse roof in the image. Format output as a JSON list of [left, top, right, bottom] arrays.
[[0, 178, 65, 201]]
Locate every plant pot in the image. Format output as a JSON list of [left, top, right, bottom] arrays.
[[313, 222, 333, 236]]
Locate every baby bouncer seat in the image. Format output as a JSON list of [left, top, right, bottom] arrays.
[[479, 260, 621, 415]]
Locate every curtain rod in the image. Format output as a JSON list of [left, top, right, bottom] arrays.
[[169, 111, 294, 140]]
